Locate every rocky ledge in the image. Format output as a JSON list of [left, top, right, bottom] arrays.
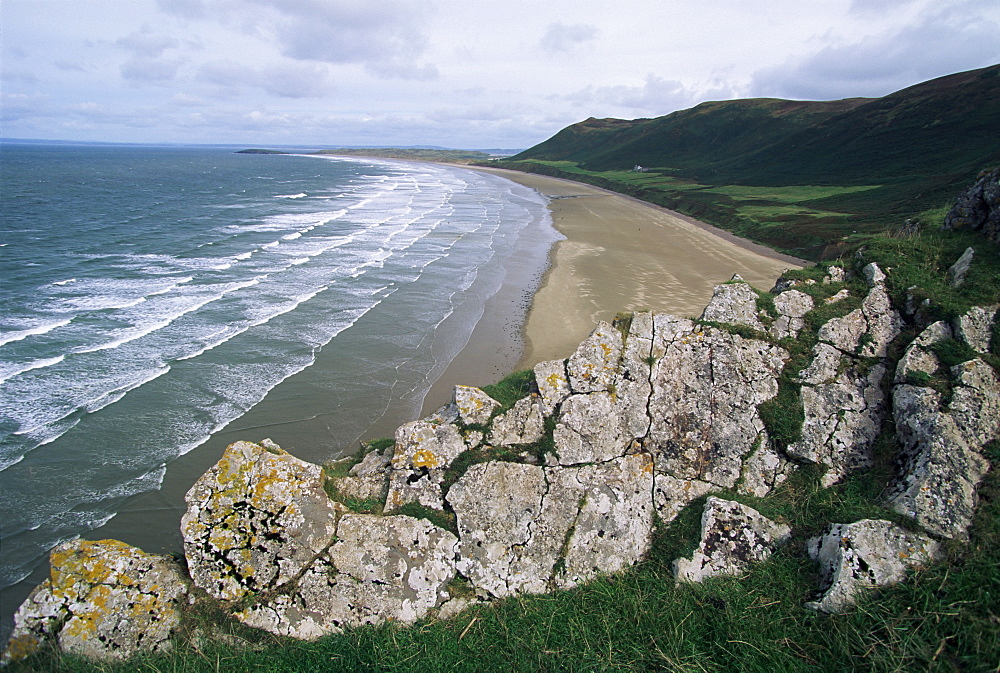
[[4, 260, 997, 663]]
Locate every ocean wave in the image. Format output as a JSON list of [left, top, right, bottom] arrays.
[[275, 193, 307, 199], [0, 318, 73, 347], [0, 355, 67, 385]]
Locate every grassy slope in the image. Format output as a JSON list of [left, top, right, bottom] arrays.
[[501, 65, 1000, 260], [12, 226, 1000, 673]]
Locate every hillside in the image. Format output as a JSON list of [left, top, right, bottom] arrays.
[[500, 65, 1000, 259]]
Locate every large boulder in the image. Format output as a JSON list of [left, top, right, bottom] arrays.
[[4, 540, 187, 663], [806, 519, 940, 613], [700, 276, 765, 331], [236, 514, 458, 638], [943, 166, 1000, 242], [385, 421, 468, 512], [181, 440, 339, 601], [566, 321, 623, 394]]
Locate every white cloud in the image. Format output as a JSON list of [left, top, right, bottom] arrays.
[[564, 74, 740, 117], [197, 60, 333, 98]]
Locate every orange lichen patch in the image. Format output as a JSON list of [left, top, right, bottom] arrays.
[[4, 633, 43, 662], [546, 372, 566, 387], [413, 448, 440, 469]]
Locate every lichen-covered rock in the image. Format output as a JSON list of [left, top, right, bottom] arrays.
[[806, 519, 940, 613], [385, 421, 467, 512], [862, 262, 886, 287], [181, 441, 339, 601], [566, 321, 623, 393], [770, 289, 814, 340], [818, 283, 902, 357], [949, 359, 1000, 449], [613, 311, 655, 440], [453, 385, 500, 426], [824, 266, 846, 284], [673, 498, 790, 583], [557, 453, 656, 589], [328, 447, 391, 502], [646, 316, 787, 488], [533, 359, 571, 416], [943, 166, 1000, 242], [947, 247, 976, 287], [236, 514, 458, 638], [700, 278, 765, 331], [4, 539, 187, 663], [653, 474, 713, 524], [738, 437, 796, 498], [490, 395, 545, 446], [788, 350, 888, 487], [954, 304, 998, 353], [447, 461, 554, 598], [553, 391, 626, 465], [888, 384, 991, 539], [894, 321, 951, 384]]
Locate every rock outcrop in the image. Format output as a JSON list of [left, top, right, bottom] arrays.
[[6, 260, 998, 662], [943, 166, 1000, 242]]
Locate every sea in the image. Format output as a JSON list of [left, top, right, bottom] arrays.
[[0, 143, 558, 636]]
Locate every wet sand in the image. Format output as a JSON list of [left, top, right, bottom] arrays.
[[452, 166, 804, 369]]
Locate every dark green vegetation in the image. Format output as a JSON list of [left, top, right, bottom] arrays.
[[495, 65, 1000, 260], [12, 217, 1000, 672]]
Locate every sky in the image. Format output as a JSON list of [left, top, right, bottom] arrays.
[[2, 0, 998, 149]]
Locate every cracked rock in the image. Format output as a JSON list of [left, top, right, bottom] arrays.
[[236, 514, 458, 638], [181, 441, 339, 601], [673, 497, 790, 583], [818, 284, 902, 357], [770, 289, 814, 340], [553, 391, 627, 465], [4, 539, 187, 663], [490, 395, 546, 446], [806, 519, 940, 613], [533, 359, 571, 416], [700, 278, 765, 331], [894, 321, 951, 384], [385, 421, 468, 512], [328, 447, 391, 503], [453, 385, 500, 426], [954, 304, 998, 353], [566, 321, 623, 393]]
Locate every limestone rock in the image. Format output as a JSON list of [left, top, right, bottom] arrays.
[[237, 514, 457, 638], [825, 288, 851, 304], [4, 539, 187, 663], [806, 519, 940, 613], [566, 321, 623, 393], [770, 289, 814, 340], [888, 384, 990, 539], [181, 441, 338, 601], [824, 266, 846, 284], [447, 461, 553, 598], [490, 395, 545, 446], [329, 447, 391, 502], [385, 421, 467, 512], [700, 279, 765, 331], [862, 262, 886, 287], [453, 385, 500, 426], [954, 304, 998, 353], [738, 437, 796, 498], [652, 474, 713, 524], [646, 316, 787, 489], [557, 453, 656, 589], [947, 247, 975, 287], [673, 498, 790, 583], [948, 359, 1000, 452], [819, 284, 902, 357], [788, 351, 888, 487], [613, 311, 655, 440], [553, 391, 626, 466], [894, 321, 951, 384], [533, 359, 571, 416]]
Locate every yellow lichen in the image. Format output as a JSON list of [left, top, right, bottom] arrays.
[[413, 449, 439, 469]]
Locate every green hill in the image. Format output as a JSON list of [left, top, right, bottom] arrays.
[[501, 65, 1000, 259]]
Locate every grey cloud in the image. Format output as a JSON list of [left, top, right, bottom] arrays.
[[117, 29, 179, 57], [197, 60, 333, 98], [540, 22, 598, 54], [564, 75, 735, 116], [117, 27, 183, 84], [751, 1, 1000, 100]]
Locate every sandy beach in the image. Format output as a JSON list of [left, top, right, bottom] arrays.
[[452, 166, 803, 370]]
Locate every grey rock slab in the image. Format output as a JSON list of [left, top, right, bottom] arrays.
[[236, 514, 458, 638], [567, 321, 623, 394], [894, 321, 951, 384], [553, 391, 627, 466], [385, 421, 467, 512], [646, 316, 787, 488], [557, 453, 656, 589], [453, 385, 500, 426], [770, 289, 814, 340], [614, 311, 655, 440], [948, 359, 1000, 450], [955, 304, 998, 353], [4, 539, 187, 663], [806, 519, 940, 613], [787, 361, 888, 487], [862, 262, 887, 287], [329, 447, 391, 503], [947, 247, 975, 287], [181, 441, 339, 601], [888, 385, 990, 539], [738, 436, 797, 498], [700, 279, 765, 331], [490, 395, 546, 446], [534, 359, 571, 416], [673, 497, 791, 583], [819, 284, 902, 358], [652, 473, 713, 524]]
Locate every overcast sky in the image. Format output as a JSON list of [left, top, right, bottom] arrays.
[[3, 0, 998, 149]]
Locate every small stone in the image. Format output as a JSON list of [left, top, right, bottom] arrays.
[[673, 498, 790, 583], [954, 304, 998, 353], [806, 519, 940, 613], [947, 247, 975, 288], [824, 266, 846, 284]]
